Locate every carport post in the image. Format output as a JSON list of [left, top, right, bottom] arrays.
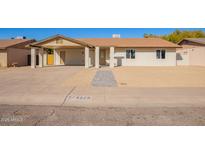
[[109, 46, 115, 68], [38, 48, 44, 68], [85, 47, 89, 68], [31, 48, 36, 68], [95, 46, 100, 68], [53, 49, 57, 65]]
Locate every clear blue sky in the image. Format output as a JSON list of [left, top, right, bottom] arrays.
[[0, 28, 204, 40]]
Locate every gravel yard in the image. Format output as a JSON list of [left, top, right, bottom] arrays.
[[1, 105, 205, 126]]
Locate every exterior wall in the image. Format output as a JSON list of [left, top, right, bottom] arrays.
[[64, 48, 84, 66], [189, 47, 205, 66], [177, 47, 205, 66], [113, 47, 176, 66], [7, 48, 30, 67], [58, 48, 94, 66], [0, 50, 7, 67], [36, 46, 177, 68], [176, 49, 190, 65]]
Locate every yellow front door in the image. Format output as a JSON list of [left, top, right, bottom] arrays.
[[47, 54, 54, 65]]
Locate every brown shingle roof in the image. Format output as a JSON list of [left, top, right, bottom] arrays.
[[29, 35, 180, 48], [78, 38, 181, 48], [0, 39, 35, 49]]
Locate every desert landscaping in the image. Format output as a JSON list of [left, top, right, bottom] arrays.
[[1, 66, 205, 125]]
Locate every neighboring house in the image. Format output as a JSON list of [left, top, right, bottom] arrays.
[[0, 38, 35, 67], [177, 38, 205, 66], [29, 35, 180, 68]]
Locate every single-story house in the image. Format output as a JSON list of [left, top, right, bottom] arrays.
[[177, 38, 205, 66], [0, 38, 35, 67], [28, 35, 181, 68]]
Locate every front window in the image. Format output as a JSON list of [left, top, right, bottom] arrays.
[[156, 49, 166, 59], [126, 49, 135, 59], [156, 50, 161, 59]]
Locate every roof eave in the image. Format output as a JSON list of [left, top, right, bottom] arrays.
[[0, 39, 36, 50], [32, 35, 94, 48], [26, 44, 42, 48], [114, 46, 182, 48], [178, 38, 205, 45]]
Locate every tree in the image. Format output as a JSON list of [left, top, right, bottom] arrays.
[[144, 30, 205, 43]]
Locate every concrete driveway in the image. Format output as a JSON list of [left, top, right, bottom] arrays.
[[0, 66, 86, 106]]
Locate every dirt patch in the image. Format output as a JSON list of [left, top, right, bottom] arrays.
[[113, 66, 205, 87]]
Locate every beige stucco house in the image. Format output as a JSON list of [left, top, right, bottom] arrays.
[[0, 38, 35, 67], [177, 38, 205, 66], [29, 35, 180, 68]]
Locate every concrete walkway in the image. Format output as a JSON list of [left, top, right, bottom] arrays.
[[92, 70, 117, 87]]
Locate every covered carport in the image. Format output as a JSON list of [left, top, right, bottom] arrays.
[[28, 35, 95, 68]]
